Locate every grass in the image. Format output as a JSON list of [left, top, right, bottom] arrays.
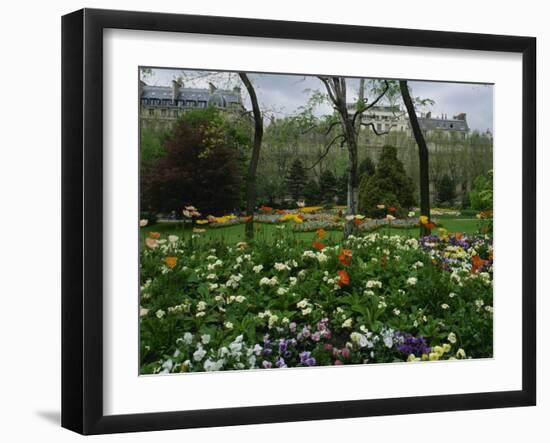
[[142, 217, 483, 245]]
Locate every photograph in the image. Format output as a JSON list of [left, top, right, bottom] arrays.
[[138, 67, 494, 374]]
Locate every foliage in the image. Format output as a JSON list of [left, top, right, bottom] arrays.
[[139, 230, 493, 373], [359, 156, 376, 179], [140, 126, 169, 165], [303, 179, 321, 206], [436, 173, 456, 206], [469, 170, 493, 211], [358, 145, 416, 217], [285, 159, 308, 201], [318, 169, 339, 205], [141, 107, 248, 216]]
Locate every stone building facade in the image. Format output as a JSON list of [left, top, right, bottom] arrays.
[[139, 80, 243, 129]]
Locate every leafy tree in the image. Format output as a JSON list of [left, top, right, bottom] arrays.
[[318, 169, 338, 204], [470, 170, 493, 211], [141, 107, 246, 215], [436, 173, 456, 206], [285, 158, 308, 201], [359, 145, 415, 216], [140, 126, 169, 165]]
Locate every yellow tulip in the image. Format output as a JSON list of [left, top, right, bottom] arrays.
[[419, 215, 429, 225]]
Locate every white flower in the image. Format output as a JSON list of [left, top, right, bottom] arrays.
[[386, 214, 396, 221], [407, 277, 417, 286], [193, 346, 207, 362], [209, 283, 219, 290], [301, 307, 312, 316], [168, 235, 179, 243], [235, 295, 246, 303], [252, 264, 264, 273], [155, 309, 165, 319], [139, 219, 148, 227], [407, 211, 415, 218], [197, 301, 207, 311], [448, 332, 457, 344], [392, 308, 400, 316], [203, 358, 224, 372], [201, 334, 211, 344], [441, 303, 450, 310], [297, 299, 310, 309], [274, 262, 290, 272], [206, 273, 217, 280], [289, 277, 297, 286], [350, 332, 368, 348], [449, 292, 457, 298], [366, 280, 382, 289], [342, 318, 353, 328], [277, 287, 288, 295], [475, 299, 484, 308], [183, 332, 193, 345], [259, 276, 278, 286], [224, 321, 234, 329]]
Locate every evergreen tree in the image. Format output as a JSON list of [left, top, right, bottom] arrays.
[[358, 145, 415, 216], [318, 169, 338, 205], [285, 158, 307, 201], [359, 156, 376, 179], [436, 173, 456, 206], [303, 179, 320, 206]]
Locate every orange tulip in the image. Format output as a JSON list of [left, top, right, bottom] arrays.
[[148, 231, 161, 239], [316, 228, 326, 239]]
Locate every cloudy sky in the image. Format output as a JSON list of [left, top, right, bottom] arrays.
[[142, 68, 493, 132]]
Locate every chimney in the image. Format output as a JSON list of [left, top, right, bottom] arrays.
[[208, 82, 217, 94], [171, 79, 181, 101], [454, 112, 466, 121], [426, 111, 432, 119]]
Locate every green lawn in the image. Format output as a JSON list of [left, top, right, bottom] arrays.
[[142, 217, 483, 245]]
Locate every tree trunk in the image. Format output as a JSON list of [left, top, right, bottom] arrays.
[[399, 80, 431, 236], [239, 73, 264, 240]]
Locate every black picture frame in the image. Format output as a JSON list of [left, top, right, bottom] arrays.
[[61, 8, 536, 435]]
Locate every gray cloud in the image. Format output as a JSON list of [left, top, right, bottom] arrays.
[[143, 68, 493, 132]]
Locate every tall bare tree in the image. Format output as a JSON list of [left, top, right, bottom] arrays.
[[317, 76, 390, 237], [238, 73, 264, 239], [399, 80, 431, 236]]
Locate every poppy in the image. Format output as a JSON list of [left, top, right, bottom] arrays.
[[164, 256, 177, 269], [388, 207, 396, 213], [312, 240, 325, 251], [148, 231, 161, 239], [337, 270, 349, 287], [471, 255, 488, 273], [338, 249, 353, 266]]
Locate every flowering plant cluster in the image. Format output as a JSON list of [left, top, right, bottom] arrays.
[[140, 228, 492, 374]]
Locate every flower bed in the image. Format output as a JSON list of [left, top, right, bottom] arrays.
[[140, 231, 493, 373]]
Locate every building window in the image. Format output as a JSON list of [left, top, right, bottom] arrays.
[[376, 123, 382, 131], [198, 101, 206, 108], [161, 109, 166, 117], [186, 100, 196, 107], [148, 109, 154, 116], [172, 110, 178, 118]]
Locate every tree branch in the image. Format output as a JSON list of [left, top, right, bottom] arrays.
[[306, 133, 345, 170], [360, 122, 391, 136]]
